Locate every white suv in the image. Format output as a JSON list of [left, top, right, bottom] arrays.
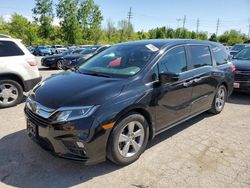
[[0, 36, 42, 108]]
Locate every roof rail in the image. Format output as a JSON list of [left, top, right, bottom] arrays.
[[0, 34, 12, 38]]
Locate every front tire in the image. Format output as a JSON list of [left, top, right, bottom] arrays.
[[56, 59, 64, 70], [209, 85, 227, 114], [0, 79, 23, 108], [107, 112, 149, 165]]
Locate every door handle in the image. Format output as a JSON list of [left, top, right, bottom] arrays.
[[183, 80, 193, 87]]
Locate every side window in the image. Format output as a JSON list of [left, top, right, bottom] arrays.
[[158, 46, 187, 74], [211, 45, 229, 65], [189, 45, 212, 68], [0, 41, 24, 57]]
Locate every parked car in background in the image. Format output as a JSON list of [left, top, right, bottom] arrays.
[[25, 39, 234, 165], [232, 47, 250, 92], [0, 36, 41, 108], [62, 45, 111, 70], [27, 46, 35, 54], [33, 46, 52, 56], [41, 49, 85, 69], [230, 43, 250, 57], [52, 45, 67, 54]]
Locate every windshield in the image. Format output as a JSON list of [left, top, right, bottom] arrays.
[[80, 48, 97, 55], [231, 45, 245, 51], [234, 48, 250, 60], [78, 44, 159, 77], [62, 50, 73, 55]]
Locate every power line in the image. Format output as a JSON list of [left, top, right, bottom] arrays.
[[248, 18, 250, 39], [216, 18, 220, 35], [196, 18, 200, 33], [127, 7, 133, 25]]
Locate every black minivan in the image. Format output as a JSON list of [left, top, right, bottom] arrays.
[[25, 39, 234, 165]]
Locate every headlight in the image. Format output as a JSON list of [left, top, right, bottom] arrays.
[[55, 106, 98, 122]]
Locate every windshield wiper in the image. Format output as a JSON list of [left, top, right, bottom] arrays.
[[83, 71, 112, 78]]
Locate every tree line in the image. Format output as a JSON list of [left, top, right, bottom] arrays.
[[0, 0, 248, 46]]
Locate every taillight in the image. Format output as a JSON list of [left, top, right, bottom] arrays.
[[230, 65, 236, 72], [26, 58, 37, 66]]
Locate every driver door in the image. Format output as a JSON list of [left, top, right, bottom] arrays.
[[155, 46, 194, 131]]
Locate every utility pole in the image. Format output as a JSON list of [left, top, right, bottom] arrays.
[[248, 18, 250, 39], [216, 18, 220, 36], [127, 7, 133, 25], [196, 18, 200, 33], [182, 15, 186, 30], [176, 18, 181, 28]]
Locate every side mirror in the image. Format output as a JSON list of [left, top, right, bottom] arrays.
[[159, 72, 179, 83]]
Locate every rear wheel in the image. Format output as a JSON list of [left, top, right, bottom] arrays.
[[107, 112, 149, 165], [0, 79, 23, 108], [209, 85, 227, 114]]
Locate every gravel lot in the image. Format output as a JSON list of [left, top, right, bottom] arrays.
[[0, 60, 250, 188]]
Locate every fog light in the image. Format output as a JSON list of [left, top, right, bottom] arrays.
[[76, 142, 84, 148]]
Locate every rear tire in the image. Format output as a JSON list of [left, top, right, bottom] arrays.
[[209, 85, 227, 114], [107, 112, 149, 165], [0, 79, 23, 108]]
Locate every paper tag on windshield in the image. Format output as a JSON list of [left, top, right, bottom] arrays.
[[146, 44, 159, 52]]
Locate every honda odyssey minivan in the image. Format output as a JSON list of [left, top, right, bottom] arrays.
[[25, 39, 234, 165]]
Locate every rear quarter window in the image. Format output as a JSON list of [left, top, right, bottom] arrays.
[[189, 45, 212, 68], [211, 45, 229, 65], [0, 41, 24, 57]]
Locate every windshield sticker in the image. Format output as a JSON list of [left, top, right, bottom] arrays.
[[145, 44, 159, 52]]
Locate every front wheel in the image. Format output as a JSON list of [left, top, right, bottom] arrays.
[[56, 60, 64, 70], [107, 112, 149, 165], [209, 85, 227, 114]]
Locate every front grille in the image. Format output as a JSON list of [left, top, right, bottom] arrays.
[[62, 140, 87, 158], [235, 71, 250, 81], [25, 107, 52, 127]]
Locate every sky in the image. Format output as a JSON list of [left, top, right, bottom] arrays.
[[0, 0, 250, 36]]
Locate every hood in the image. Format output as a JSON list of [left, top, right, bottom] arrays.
[[64, 54, 83, 60], [232, 59, 250, 71], [43, 54, 64, 60], [31, 71, 126, 109]]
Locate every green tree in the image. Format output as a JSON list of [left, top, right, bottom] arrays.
[[0, 16, 10, 35], [78, 0, 103, 44], [209, 33, 217, 42], [33, 0, 54, 39], [57, 0, 81, 44], [9, 13, 29, 39]]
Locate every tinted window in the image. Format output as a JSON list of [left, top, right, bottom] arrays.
[[0, 41, 24, 57], [211, 45, 229, 65], [189, 45, 212, 68], [158, 46, 187, 74]]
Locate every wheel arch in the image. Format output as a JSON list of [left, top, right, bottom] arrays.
[[113, 105, 155, 140], [0, 73, 25, 90]]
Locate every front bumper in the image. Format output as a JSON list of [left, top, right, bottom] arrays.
[[24, 107, 110, 165], [41, 59, 58, 68]]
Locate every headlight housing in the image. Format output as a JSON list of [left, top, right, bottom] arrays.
[[55, 106, 99, 122]]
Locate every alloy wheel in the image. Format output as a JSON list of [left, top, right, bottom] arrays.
[[215, 87, 225, 111], [57, 60, 64, 70], [0, 83, 19, 105], [118, 121, 145, 158]]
